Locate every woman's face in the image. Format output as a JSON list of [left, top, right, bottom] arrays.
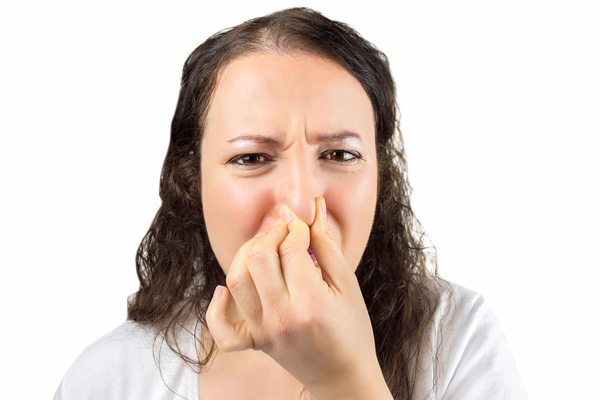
[[201, 52, 378, 274]]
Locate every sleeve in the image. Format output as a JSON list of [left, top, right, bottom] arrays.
[[50, 324, 153, 400], [53, 378, 67, 400], [436, 286, 528, 400], [51, 322, 199, 400]]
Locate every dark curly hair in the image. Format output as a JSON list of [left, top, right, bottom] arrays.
[[128, 7, 441, 399]]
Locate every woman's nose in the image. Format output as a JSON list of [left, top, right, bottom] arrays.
[[275, 162, 322, 225]]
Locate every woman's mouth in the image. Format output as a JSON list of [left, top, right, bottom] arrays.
[[307, 245, 319, 267]]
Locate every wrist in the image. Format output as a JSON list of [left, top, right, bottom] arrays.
[[308, 364, 393, 400]]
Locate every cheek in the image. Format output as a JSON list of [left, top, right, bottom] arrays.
[[202, 174, 273, 273], [326, 169, 378, 271]]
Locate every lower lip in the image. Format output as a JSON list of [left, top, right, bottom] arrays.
[[307, 245, 318, 265]]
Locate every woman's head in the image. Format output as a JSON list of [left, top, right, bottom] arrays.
[[156, 7, 401, 273], [131, 8, 436, 397]]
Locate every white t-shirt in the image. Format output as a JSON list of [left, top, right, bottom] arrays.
[[53, 282, 527, 399]]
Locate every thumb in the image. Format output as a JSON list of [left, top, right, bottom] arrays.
[[309, 197, 350, 291], [206, 285, 254, 352]]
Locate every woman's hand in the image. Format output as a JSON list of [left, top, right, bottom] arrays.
[[206, 197, 392, 400]]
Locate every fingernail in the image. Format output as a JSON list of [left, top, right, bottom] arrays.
[[213, 286, 223, 300], [320, 197, 328, 228], [282, 207, 293, 224], [254, 231, 266, 238], [320, 197, 327, 220]]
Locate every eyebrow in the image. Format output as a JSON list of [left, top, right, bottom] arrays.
[[313, 131, 362, 143], [226, 131, 362, 145], [226, 134, 281, 145]]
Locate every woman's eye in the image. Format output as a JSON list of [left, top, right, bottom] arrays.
[[228, 153, 271, 168], [321, 150, 363, 163]]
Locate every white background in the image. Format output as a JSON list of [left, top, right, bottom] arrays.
[[1, 1, 598, 398]]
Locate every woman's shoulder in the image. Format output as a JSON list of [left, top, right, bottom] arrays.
[[53, 321, 198, 400], [70, 320, 154, 358], [414, 279, 528, 399], [63, 321, 156, 372], [430, 279, 490, 325]]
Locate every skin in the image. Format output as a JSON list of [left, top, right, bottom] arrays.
[[200, 53, 392, 399]]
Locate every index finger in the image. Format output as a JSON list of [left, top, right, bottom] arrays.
[[245, 218, 290, 303], [278, 206, 325, 295]]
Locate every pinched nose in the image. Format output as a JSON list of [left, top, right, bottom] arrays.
[[283, 197, 317, 226], [274, 163, 323, 225]]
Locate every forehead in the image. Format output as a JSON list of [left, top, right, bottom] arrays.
[[203, 52, 375, 141]]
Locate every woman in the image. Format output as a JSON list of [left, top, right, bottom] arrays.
[[54, 7, 526, 400]]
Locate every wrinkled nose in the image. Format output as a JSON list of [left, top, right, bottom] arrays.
[[275, 161, 322, 225]]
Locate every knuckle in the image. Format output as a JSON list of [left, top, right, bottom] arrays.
[[325, 229, 336, 242], [278, 240, 298, 260], [296, 299, 325, 328], [246, 241, 268, 266], [298, 308, 316, 328], [311, 223, 335, 242], [226, 273, 243, 293], [273, 314, 292, 339], [271, 219, 287, 235]]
